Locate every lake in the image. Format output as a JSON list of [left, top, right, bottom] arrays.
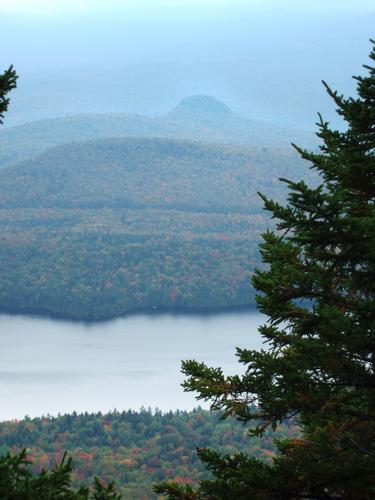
[[0, 310, 265, 420]]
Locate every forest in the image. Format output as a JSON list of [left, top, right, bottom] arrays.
[[0, 137, 312, 319], [0, 409, 298, 499]]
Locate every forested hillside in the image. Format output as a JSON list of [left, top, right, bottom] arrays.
[[0, 95, 316, 168], [0, 138, 309, 319], [0, 138, 304, 212], [0, 409, 298, 498]]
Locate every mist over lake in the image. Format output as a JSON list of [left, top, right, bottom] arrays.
[[0, 310, 264, 421]]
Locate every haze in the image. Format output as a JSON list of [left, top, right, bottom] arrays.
[[1, 0, 374, 127]]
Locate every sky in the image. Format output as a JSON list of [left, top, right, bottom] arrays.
[[2, 0, 373, 74], [0, 0, 374, 15]]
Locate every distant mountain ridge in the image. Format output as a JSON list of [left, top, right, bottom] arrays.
[[0, 95, 316, 168]]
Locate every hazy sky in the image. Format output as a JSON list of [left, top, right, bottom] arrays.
[[0, 0, 374, 15], [2, 0, 373, 73], [1, 0, 373, 128]]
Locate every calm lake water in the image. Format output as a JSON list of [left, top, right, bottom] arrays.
[[0, 310, 265, 420]]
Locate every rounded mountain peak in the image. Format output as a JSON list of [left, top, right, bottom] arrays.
[[171, 95, 233, 117]]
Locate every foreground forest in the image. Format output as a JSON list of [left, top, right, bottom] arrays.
[[0, 409, 298, 498], [0, 137, 310, 319]]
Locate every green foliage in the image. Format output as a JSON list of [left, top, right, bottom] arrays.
[[0, 66, 17, 125], [156, 42, 375, 498], [0, 138, 308, 319], [0, 409, 297, 499], [0, 449, 120, 499]]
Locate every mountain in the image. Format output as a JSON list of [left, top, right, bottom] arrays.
[[0, 137, 309, 320], [170, 95, 234, 119], [0, 137, 305, 212], [0, 96, 316, 168]]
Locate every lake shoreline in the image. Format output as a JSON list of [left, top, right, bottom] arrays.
[[0, 303, 259, 324]]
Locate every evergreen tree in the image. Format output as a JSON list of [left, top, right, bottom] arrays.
[[0, 450, 121, 500], [0, 66, 17, 124], [155, 41, 375, 499]]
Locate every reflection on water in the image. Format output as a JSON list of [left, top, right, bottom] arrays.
[[0, 310, 265, 420]]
